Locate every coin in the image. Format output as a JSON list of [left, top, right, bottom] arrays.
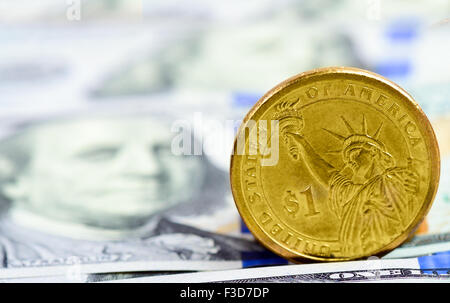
[[230, 67, 440, 262]]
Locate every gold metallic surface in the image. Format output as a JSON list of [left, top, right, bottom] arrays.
[[230, 67, 440, 262]]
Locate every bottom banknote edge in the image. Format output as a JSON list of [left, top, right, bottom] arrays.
[[105, 257, 450, 283]]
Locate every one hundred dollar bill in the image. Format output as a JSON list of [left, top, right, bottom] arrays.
[[1, 232, 448, 281], [4, 252, 450, 283], [0, 114, 291, 279], [0, 0, 449, 281]]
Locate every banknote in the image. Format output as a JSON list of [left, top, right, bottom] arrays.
[[0, 113, 293, 279], [0, 0, 449, 281], [383, 232, 450, 259], [0, 5, 368, 279], [1, 232, 448, 281], [107, 255, 450, 283], [425, 115, 450, 237], [4, 251, 450, 283], [0, 271, 189, 283], [90, 20, 365, 97]]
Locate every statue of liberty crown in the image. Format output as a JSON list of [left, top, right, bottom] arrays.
[[323, 114, 388, 160]]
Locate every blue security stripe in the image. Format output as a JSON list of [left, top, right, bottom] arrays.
[[418, 253, 450, 275], [385, 18, 420, 42], [241, 251, 289, 268], [232, 92, 261, 108], [432, 251, 450, 256], [375, 61, 411, 78], [376, 17, 419, 80], [240, 219, 251, 234]]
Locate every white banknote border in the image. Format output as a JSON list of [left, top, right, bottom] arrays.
[[0, 261, 242, 279]]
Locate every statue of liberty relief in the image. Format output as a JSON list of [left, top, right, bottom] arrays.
[[275, 100, 420, 256]]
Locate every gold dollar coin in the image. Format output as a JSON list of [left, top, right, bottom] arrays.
[[230, 67, 440, 262]]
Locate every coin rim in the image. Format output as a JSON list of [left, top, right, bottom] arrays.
[[230, 66, 441, 262]]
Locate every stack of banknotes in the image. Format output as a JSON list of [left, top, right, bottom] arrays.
[[0, 0, 449, 282]]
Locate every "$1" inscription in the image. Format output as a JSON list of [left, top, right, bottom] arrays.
[[283, 186, 319, 218]]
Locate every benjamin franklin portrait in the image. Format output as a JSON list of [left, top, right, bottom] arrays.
[[0, 115, 263, 269]]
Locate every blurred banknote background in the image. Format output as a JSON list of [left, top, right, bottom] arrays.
[[0, 0, 449, 282]]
